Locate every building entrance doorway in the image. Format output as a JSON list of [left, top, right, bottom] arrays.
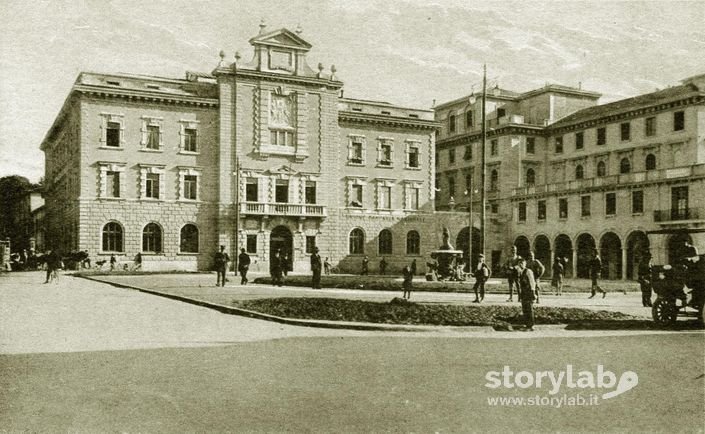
[[270, 226, 293, 272]]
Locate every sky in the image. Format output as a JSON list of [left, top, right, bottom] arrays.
[[1, 0, 704, 182]]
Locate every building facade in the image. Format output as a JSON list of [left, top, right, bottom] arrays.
[[435, 74, 705, 279], [41, 26, 467, 273]]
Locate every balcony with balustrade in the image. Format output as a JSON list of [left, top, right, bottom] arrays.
[[653, 207, 705, 224], [238, 201, 327, 218]]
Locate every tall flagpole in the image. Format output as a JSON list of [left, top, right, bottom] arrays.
[[480, 64, 487, 258]]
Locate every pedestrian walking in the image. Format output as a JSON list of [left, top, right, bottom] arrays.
[[361, 255, 369, 275], [214, 245, 230, 287], [402, 264, 413, 299], [588, 249, 606, 298], [526, 251, 545, 303], [271, 249, 284, 287], [379, 257, 387, 275], [551, 256, 564, 296], [410, 259, 417, 276], [110, 253, 117, 271], [324, 257, 332, 275], [133, 252, 142, 271], [517, 258, 536, 331], [638, 254, 653, 307], [281, 252, 290, 277], [504, 245, 523, 302], [311, 247, 322, 289], [43, 249, 61, 284], [471, 254, 491, 303], [238, 248, 251, 284]]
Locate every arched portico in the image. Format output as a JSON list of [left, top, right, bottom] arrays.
[[576, 233, 596, 278], [600, 232, 622, 280]]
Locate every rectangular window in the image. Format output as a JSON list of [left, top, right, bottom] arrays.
[[379, 186, 391, 209], [351, 141, 363, 164], [490, 202, 498, 214], [575, 132, 584, 150], [463, 145, 472, 160], [380, 143, 392, 166], [146, 125, 160, 149], [597, 127, 606, 145], [246, 234, 257, 253], [581, 195, 591, 217], [555, 136, 564, 154], [466, 111, 473, 127], [620, 122, 631, 141], [605, 192, 616, 215], [305, 181, 316, 204], [674, 111, 685, 131], [306, 236, 316, 254], [408, 187, 419, 210], [537, 200, 546, 220], [106, 122, 121, 147], [352, 184, 363, 207], [632, 190, 644, 214], [448, 176, 456, 198], [449, 114, 456, 133], [245, 178, 258, 202], [465, 173, 472, 194], [184, 128, 198, 152], [526, 137, 535, 154], [518, 202, 527, 222], [106, 171, 120, 198], [497, 108, 506, 118], [491, 139, 498, 156], [184, 175, 198, 200], [671, 186, 688, 219], [146, 173, 160, 199], [448, 149, 456, 165], [645, 117, 656, 137], [270, 130, 294, 146], [275, 180, 289, 203], [408, 146, 419, 168], [559, 198, 568, 219]]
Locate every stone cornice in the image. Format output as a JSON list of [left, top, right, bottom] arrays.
[[436, 124, 545, 149], [339, 111, 440, 130], [74, 85, 219, 107], [213, 66, 344, 89]]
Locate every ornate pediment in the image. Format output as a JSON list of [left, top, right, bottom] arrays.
[[249, 28, 312, 52], [265, 164, 299, 176]]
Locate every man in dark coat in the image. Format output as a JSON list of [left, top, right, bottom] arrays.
[[517, 258, 536, 331], [504, 245, 523, 302], [471, 254, 491, 303], [238, 248, 251, 285], [214, 245, 230, 287], [526, 251, 546, 304], [310, 247, 322, 289], [361, 255, 369, 275], [589, 249, 606, 298], [44, 249, 61, 284], [271, 249, 283, 287], [638, 254, 653, 307]]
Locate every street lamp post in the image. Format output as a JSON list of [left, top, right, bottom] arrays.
[[479, 64, 487, 259]]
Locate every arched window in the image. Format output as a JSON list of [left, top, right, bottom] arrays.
[[597, 161, 606, 177], [620, 158, 631, 174], [180, 224, 199, 253], [490, 169, 498, 191], [102, 222, 124, 252], [406, 230, 421, 255], [575, 165, 584, 180], [349, 228, 365, 254], [645, 154, 656, 171], [142, 223, 162, 253], [526, 168, 535, 186], [378, 229, 393, 255]]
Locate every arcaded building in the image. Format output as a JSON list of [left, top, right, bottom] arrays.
[[41, 26, 466, 272], [435, 74, 705, 279]]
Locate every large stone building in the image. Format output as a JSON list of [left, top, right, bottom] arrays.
[[41, 26, 467, 272], [435, 74, 705, 279]]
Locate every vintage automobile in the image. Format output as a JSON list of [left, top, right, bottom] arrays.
[[650, 255, 705, 325]]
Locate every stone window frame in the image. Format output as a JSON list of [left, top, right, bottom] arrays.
[[376, 137, 394, 168], [349, 227, 365, 255], [139, 164, 166, 200], [405, 140, 422, 170], [378, 229, 393, 255], [375, 178, 395, 211], [406, 230, 421, 255], [403, 181, 423, 210], [346, 176, 367, 208], [141, 222, 163, 254], [517, 202, 527, 222], [257, 87, 309, 162], [347, 134, 367, 166], [178, 119, 201, 154], [605, 191, 617, 216], [179, 223, 200, 254], [97, 161, 126, 199], [101, 220, 125, 253], [99, 113, 125, 149], [140, 116, 164, 152], [178, 166, 202, 202]]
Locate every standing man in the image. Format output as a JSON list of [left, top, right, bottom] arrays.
[[526, 251, 546, 304], [44, 248, 60, 284], [552, 256, 564, 296], [638, 254, 653, 307], [238, 248, 251, 285], [589, 249, 606, 298], [214, 245, 230, 287], [504, 245, 523, 302], [379, 257, 388, 275], [324, 257, 332, 275], [402, 264, 413, 299], [517, 258, 536, 331], [410, 259, 417, 276], [271, 249, 283, 287], [471, 254, 491, 303], [110, 254, 117, 271], [133, 252, 142, 271], [310, 247, 322, 289], [361, 255, 369, 275]]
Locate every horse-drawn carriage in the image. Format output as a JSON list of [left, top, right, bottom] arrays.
[[650, 255, 705, 325]]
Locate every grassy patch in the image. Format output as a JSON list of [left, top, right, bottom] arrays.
[[232, 297, 642, 328]]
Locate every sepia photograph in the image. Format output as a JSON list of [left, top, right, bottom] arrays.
[[1, 0, 704, 432]]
